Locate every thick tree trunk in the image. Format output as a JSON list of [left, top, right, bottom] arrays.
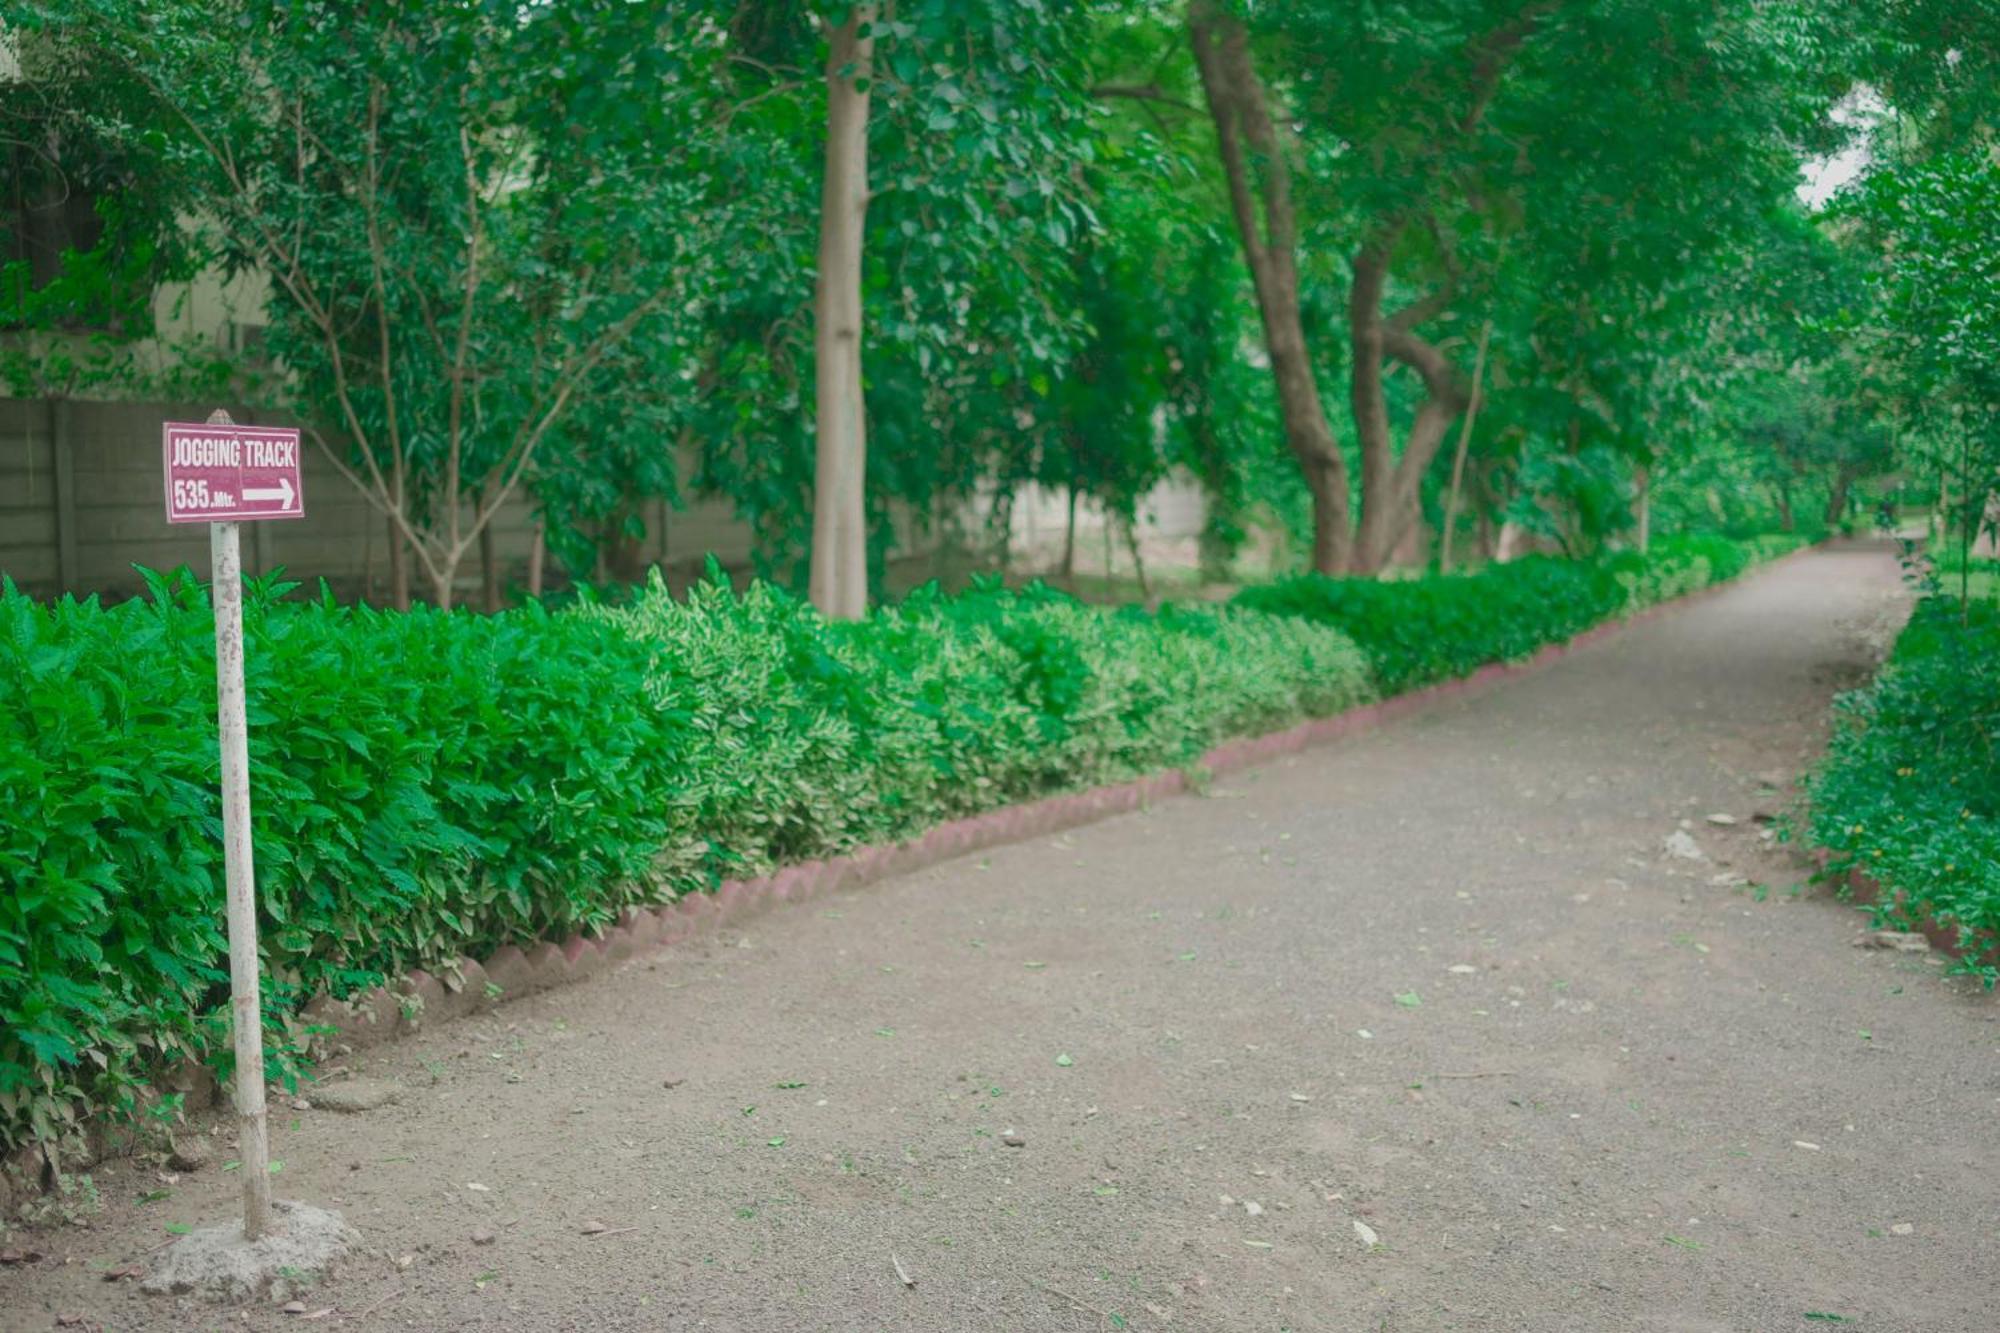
[[808, 6, 875, 620], [1189, 0, 1351, 575], [1349, 243, 1469, 573]]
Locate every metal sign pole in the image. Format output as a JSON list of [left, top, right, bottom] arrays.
[[206, 412, 274, 1240]]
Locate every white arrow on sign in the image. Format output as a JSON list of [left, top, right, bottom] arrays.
[[242, 477, 296, 508]]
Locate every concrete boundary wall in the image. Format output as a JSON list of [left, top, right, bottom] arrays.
[[0, 397, 769, 602]]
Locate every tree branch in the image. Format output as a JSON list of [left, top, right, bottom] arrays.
[[1088, 83, 1199, 114]]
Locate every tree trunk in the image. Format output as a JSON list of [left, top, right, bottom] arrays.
[[1122, 517, 1151, 602], [808, 5, 875, 620], [1062, 486, 1078, 579], [1438, 320, 1492, 573], [428, 558, 455, 611], [1772, 484, 1794, 532], [1189, 0, 1351, 575], [1634, 463, 1651, 554], [1824, 468, 1857, 527], [479, 502, 500, 612], [527, 522, 546, 599], [387, 511, 410, 611], [1349, 243, 1469, 573]]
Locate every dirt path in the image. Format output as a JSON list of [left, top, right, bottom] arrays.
[[8, 541, 1995, 1333]]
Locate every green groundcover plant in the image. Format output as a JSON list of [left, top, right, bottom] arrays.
[[1, 535, 1795, 1155], [1808, 591, 2000, 986]]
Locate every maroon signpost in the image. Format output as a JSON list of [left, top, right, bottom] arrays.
[[166, 411, 303, 1242], [163, 420, 305, 524]]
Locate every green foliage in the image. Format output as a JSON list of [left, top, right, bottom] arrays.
[[0, 568, 686, 1150], [1235, 535, 1802, 696], [1808, 590, 2000, 985], [20, 0, 706, 599], [0, 566, 1371, 1153]]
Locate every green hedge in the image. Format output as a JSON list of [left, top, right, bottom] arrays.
[[1807, 591, 2000, 984], [1, 533, 1800, 1155], [0, 570, 1371, 1151], [1233, 535, 1804, 695]]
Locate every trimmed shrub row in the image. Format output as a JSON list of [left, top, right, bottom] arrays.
[[0, 570, 1372, 1151], [1234, 534, 1805, 695], [1, 534, 1797, 1154], [1807, 590, 2000, 984]]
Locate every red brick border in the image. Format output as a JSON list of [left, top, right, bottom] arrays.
[[1828, 861, 1999, 971]]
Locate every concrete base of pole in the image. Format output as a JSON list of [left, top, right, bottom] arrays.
[[142, 1201, 356, 1302]]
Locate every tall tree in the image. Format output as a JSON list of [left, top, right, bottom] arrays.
[[22, 0, 700, 608], [809, 4, 875, 618], [1187, 0, 1351, 574]]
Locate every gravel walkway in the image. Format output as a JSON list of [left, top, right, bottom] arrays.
[[7, 540, 1994, 1333]]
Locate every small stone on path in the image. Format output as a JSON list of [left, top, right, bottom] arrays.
[[1704, 812, 1739, 827], [168, 1137, 213, 1172], [1890, 1222, 1914, 1236], [307, 1079, 401, 1113], [471, 1228, 495, 1246], [1663, 830, 1706, 861], [1854, 930, 1929, 953], [1001, 1130, 1026, 1147]]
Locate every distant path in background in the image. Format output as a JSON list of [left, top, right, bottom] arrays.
[[14, 540, 1994, 1333]]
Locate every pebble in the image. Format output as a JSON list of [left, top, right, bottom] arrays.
[[1854, 930, 1930, 953], [308, 1078, 402, 1113], [1663, 830, 1706, 861], [1001, 1130, 1026, 1147], [1890, 1222, 1914, 1236], [471, 1228, 496, 1246], [167, 1138, 212, 1172]]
